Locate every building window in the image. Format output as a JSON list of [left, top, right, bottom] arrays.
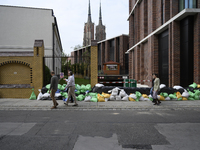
[[179, 0, 196, 11]]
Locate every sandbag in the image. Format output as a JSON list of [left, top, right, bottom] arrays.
[[110, 95, 116, 101], [95, 83, 104, 87], [135, 91, 142, 102], [41, 87, 48, 94], [37, 89, 43, 100], [188, 97, 195, 100], [158, 95, 165, 101], [84, 96, 92, 102], [119, 89, 127, 98], [91, 97, 98, 102], [165, 97, 171, 101], [182, 90, 189, 98], [116, 95, 121, 101], [102, 92, 110, 98], [169, 94, 177, 99], [176, 92, 182, 99], [111, 87, 119, 96], [89, 92, 97, 97], [46, 84, 50, 90], [173, 85, 184, 90], [97, 94, 105, 102], [182, 97, 188, 101], [189, 82, 197, 89], [122, 95, 129, 101], [129, 94, 137, 100], [129, 97, 135, 101], [78, 94, 85, 101], [139, 96, 145, 101], [160, 84, 166, 89], [55, 93, 62, 97], [86, 84, 91, 91], [188, 91, 195, 98], [29, 88, 37, 100], [142, 94, 148, 98], [75, 84, 81, 90]]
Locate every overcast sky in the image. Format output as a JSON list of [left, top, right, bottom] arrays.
[[0, 0, 129, 55]]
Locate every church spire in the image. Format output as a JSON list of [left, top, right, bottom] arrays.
[[98, 1, 103, 25], [87, 0, 92, 23]]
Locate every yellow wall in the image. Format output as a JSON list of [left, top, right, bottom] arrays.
[[90, 45, 98, 87], [0, 41, 44, 98]]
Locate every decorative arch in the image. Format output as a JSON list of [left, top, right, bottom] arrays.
[[0, 60, 31, 67], [0, 60, 33, 84]]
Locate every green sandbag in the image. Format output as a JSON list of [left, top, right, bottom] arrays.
[[194, 94, 199, 100], [75, 90, 80, 95], [195, 90, 200, 96], [86, 84, 91, 90], [60, 86, 65, 91], [75, 84, 81, 90], [76, 96, 80, 101], [177, 97, 182, 101], [46, 84, 50, 89], [188, 97, 195, 100], [189, 82, 197, 89], [163, 93, 168, 98], [89, 93, 97, 97], [58, 84, 62, 90], [91, 97, 98, 102], [135, 91, 141, 102], [29, 88, 36, 100], [80, 89, 85, 93], [149, 97, 153, 101], [169, 94, 177, 99], [78, 94, 85, 101], [80, 85, 86, 91], [188, 91, 195, 98]]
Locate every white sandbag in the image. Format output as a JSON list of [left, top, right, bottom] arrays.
[[55, 93, 61, 97], [116, 95, 121, 101], [165, 97, 171, 101], [157, 95, 160, 100], [139, 96, 145, 101], [111, 89, 118, 96], [144, 98, 150, 101], [148, 95, 153, 98], [173, 85, 184, 90], [129, 94, 137, 100], [105, 98, 109, 102], [110, 95, 116, 101], [119, 89, 127, 98], [182, 90, 190, 98], [95, 83, 104, 87], [84, 96, 92, 102], [37, 89, 43, 100], [160, 84, 166, 89], [42, 93, 50, 98], [122, 95, 129, 101]]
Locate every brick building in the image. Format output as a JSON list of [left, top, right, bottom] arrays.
[[127, 0, 200, 87], [98, 34, 129, 75]]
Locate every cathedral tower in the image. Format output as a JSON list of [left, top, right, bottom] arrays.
[[83, 0, 95, 46], [95, 1, 106, 41]]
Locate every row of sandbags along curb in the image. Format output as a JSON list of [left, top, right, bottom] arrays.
[[34, 82, 200, 102]]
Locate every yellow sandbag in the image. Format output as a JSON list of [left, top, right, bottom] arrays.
[[98, 94, 105, 102], [182, 97, 188, 101], [142, 94, 148, 98], [176, 92, 182, 99], [102, 92, 110, 98], [197, 84, 200, 88], [129, 97, 135, 101], [159, 95, 165, 101]]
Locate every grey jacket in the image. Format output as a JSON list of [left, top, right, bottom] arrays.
[[153, 78, 160, 91], [50, 75, 58, 91], [65, 75, 75, 89]]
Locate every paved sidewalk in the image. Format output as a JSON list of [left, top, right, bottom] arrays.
[[1, 98, 200, 110]]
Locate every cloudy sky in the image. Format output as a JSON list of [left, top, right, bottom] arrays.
[[0, 0, 129, 55]]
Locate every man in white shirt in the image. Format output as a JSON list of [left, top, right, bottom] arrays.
[[64, 71, 78, 106]]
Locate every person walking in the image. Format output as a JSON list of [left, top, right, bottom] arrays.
[[150, 75, 155, 102], [152, 73, 161, 105], [49, 71, 59, 109], [64, 71, 78, 106]]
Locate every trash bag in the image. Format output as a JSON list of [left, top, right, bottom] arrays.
[[41, 87, 48, 94], [29, 88, 37, 100], [189, 82, 197, 89]]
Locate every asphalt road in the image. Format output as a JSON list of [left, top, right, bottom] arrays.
[[0, 109, 200, 150]]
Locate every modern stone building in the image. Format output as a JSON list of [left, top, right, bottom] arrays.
[[127, 0, 200, 87], [0, 5, 63, 75]]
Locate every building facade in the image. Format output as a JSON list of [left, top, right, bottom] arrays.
[[0, 5, 63, 75], [127, 0, 200, 87], [98, 34, 129, 75]]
